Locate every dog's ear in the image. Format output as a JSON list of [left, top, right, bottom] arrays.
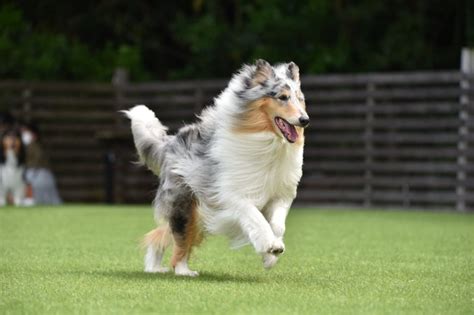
[[251, 59, 275, 86], [287, 62, 300, 82]]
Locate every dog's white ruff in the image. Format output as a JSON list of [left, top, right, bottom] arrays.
[[0, 150, 26, 206]]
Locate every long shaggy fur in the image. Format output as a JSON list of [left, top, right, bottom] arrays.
[[123, 59, 309, 276], [0, 129, 26, 206]]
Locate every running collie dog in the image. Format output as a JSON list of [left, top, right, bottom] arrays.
[[123, 59, 309, 276]]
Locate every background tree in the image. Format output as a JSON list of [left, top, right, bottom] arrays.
[[0, 0, 471, 81]]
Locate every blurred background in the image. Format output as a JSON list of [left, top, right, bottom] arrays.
[[0, 0, 473, 211], [0, 1, 472, 80]]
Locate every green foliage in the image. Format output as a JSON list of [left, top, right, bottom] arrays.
[[171, 0, 469, 77], [0, 1, 471, 81], [1, 206, 472, 313], [0, 5, 150, 81]]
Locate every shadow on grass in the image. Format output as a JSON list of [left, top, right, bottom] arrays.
[[5, 266, 265, 284], [71, 269, 263, 283]]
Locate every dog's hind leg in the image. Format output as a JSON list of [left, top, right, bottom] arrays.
[[143, 224, 172, 273], [169, 195, 202, 277]]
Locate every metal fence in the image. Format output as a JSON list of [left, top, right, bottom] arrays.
[[0, 70, 473, 211]]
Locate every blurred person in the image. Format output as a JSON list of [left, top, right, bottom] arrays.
[[0, 129, 27, 206], [21, 123, 62, 205]]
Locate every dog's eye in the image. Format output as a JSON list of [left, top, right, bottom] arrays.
[[278, 95, 289, 101]]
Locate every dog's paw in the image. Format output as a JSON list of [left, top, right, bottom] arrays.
[[266, 238, 285, 256], [262, 253, 279, 269], [144, 266, 170, 273], [175, 269, 199, 277]]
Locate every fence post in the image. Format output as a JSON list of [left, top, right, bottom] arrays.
[[364, 82, 375, 207], [108, 68, 129, 203], [22, 88, 32, 123], [112, 67, 129, 119], [194, 84, 204, 113], [457, 48, 473, 212]]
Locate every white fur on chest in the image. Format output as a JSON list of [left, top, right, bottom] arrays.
[[211, 131, 303, 209], [0, 151, 24, 189]]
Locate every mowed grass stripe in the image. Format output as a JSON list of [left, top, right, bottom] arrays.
[[1, 206, 472, 314]]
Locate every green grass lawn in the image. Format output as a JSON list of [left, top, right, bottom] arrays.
[[1, 205, 472, 314]]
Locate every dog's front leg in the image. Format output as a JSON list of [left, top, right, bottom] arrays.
[[230, 200, 282, 256], [265, 199, 292, 240], [0, 178, 6, 206], [0, 188, 5, 206], [261, 199, 293, 269], [13, 185, 26, 206]]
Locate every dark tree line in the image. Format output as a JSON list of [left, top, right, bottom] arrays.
[[1, 0, 472, 81]]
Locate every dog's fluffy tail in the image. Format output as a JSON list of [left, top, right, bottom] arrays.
[[143, 223, 173, 251], [122, 105, 168, 175], [143, 223, 173, 272]]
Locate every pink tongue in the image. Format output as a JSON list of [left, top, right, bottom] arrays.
[[277, 118, 298, 142], [287, 125, 298, 142]]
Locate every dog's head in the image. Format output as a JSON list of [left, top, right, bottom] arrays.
[[234, 59, 309, 144], [0, 129, 26, 165]]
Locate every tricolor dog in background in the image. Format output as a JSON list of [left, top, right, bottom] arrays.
[[123, 59, 309, 276], [0, 129, 27, 206]]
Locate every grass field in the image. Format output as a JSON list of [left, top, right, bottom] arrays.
[[1, 205, 472, 314]]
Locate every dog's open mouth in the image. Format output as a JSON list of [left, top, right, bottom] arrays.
[[275, 117, 298, 143]]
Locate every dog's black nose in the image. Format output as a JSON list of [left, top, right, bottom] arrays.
[[299, 116, 310, 127]]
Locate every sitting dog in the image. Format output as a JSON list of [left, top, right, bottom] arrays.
[[0, 129, 26, 206], [123, 59, 309, 276]]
